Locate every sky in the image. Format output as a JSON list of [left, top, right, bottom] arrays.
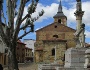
[[2, 0, 90, 43]]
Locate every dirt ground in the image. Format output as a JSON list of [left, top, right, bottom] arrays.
[[4, 62, 38, 70]]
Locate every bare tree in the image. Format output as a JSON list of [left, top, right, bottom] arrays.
[[0, 0, 44, 70]]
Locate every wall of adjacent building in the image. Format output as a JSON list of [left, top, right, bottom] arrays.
[[24, 39, 36, 52], [0, 36, 8, 66], [25, 48, 32, 57], [25, 48, 33, 62], [0, 36, 6, 53], [16, 42, 25, 63]]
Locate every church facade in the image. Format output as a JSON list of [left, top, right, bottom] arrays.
[[34, 1, 77, 65]]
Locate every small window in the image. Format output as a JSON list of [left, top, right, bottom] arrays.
[[54, 25, 57, 28], [58, 19, 61, 23], [32, 52, 33, 56], [52, 48, 55, 56], [53, 35, 58, 38]]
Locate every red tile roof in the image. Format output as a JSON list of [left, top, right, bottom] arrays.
[[35, 47, 43, 51], [25, 46, 32, 50], [85, 43, 90, 47], [17, 40, 26, 45]]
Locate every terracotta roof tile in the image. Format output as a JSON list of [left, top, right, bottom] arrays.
[[17, 40, 26, 45], [25, 46, 32, 50], [85, 43, 90, 47], [35, 47, 43, 51]]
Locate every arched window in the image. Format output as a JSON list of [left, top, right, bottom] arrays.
[[58, 19, 61, 23], [52, 48, 55, 56], [53, 35, 58, 38]]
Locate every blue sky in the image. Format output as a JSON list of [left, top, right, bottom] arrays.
[[2, 0, 90, 43]]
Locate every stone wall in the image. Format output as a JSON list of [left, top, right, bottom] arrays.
[[35, 23, 76, 64], [38, 64, 90, 70], [36, 31, 76, 48], [35, 50, 43, 63], [43, 41, 66, 64]]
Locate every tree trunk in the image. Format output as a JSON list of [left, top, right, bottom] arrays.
[[8, 43, 19, 70]]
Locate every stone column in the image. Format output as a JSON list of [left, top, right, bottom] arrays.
[[74, 1, 84, 47]]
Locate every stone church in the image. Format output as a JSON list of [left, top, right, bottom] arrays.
[[34, 1, 79, 65]]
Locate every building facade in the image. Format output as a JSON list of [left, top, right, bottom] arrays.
[[16, 40, 25, 63], [25, 47, 33, 62], [0, 23, 8, 66], [34, 1, 77, 65], [0, 36, 8, 66], [24, 39, 36, 53]]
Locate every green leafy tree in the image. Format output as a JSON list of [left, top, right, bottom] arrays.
[[0, 0, 44, 70]]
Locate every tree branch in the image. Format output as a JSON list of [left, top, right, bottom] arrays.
[[0, 23, 9, 47], [13, 0, 27, 40], [6, 0, 15, 42], [20, 9, 44, 31], [20, 17, 33, 30], [6, 0, 13, 27], [20, 0, 39, 24], [1, 10, 6, 24], [14, 0, 44, 41], [18, 30, 31, 40], [21, 14, 30, 24], [0, 1, 9, 46], [12, 0, 17, 9]]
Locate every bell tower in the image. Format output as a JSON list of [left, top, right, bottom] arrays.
[[53, 0, 67, 26]]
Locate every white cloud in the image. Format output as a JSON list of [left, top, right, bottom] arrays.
[[63, 3, 76, 23], [30, 1, 90, 25], [33, 1, 90, 39], [57, 0, 74, 2], [20, 1, 90, 39], [31, 3, 58, 22], [14, 6, 28, 25], [14, 1, 90, 26], [85, 30, 90, 38], [63, 1, 90, 26], [82, 1, 90, 25]]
